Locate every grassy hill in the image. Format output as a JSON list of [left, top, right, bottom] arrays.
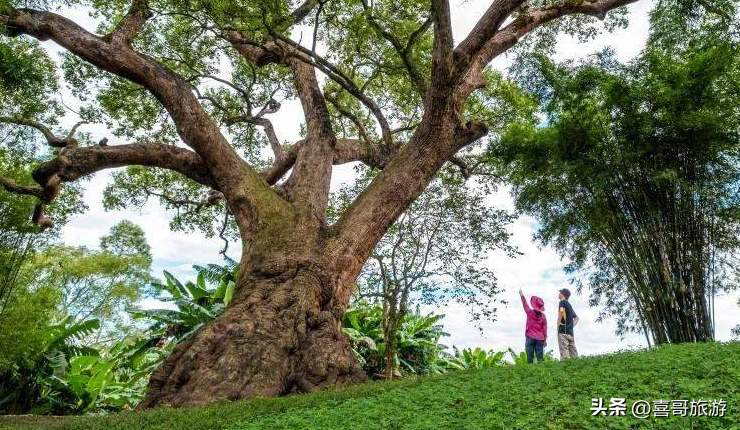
[[2, 342, 738, 430]]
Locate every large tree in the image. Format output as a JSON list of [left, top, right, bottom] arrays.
[[0, 0, 643, 407]]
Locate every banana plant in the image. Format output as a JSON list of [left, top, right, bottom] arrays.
[[449, 347, 507, 370], [396, 313, 450, 375], [506, 347, 555, 365], [342, 303, 451, 378], [36, 333, 165, 414], [133, 264, 238, 345]]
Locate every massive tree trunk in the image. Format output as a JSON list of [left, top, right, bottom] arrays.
[[140, 234, 366, 407]]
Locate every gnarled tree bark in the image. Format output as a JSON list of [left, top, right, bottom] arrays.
[[140, 225, 366, 407]]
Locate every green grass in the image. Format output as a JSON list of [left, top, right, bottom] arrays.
[[2, 342, 738, 430]]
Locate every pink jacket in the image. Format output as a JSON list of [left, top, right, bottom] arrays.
[[521, 295, 547, 341]]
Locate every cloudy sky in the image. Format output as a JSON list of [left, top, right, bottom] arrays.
[[35, 1, 739, 357]]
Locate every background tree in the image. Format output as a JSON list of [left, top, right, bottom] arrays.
[[0, 269, 60, 412], [0, 0, 648, 406], [0, 219, 151, 413], [0, 36, 84, 314], [100, 220, 152, 260], [0, 35, 90, 413], [333, 173, 516, 379], [21, 221, 152, 342], [733, 299, 740, 339], [0, 185, 35, 314], [492, 12, 740, 343]]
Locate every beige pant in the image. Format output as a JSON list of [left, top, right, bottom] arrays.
[[558, 333, 578, 359]]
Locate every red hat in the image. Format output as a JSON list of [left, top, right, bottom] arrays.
[[530, 296, 545, 312]]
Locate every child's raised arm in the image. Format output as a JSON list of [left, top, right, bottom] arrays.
[[519, 289, 530, 313]]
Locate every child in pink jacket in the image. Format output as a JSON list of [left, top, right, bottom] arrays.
[[519, 289, 547, 363]]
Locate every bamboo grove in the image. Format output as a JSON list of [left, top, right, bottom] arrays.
[[494, 30, 740, 344]]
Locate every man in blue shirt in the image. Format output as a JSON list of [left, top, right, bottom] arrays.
[[557, 288, 579, 359]]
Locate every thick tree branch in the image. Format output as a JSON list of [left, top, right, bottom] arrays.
[[449, 156, 473, 179], [328, 0, 471, 266], [324, 0, 639, 306], [31, 143, 216, 190], [261, 142, 303, 186], [65, 121, 86, 140], [430, 0, 454, 87], [406, 16, 434, 53], [453, 0, 527, 70], [266, 0, 321, 33], [328, 120, 488, 300], [252, 117, 285, 161], [289, 0, 321, 25], [455, 0, 638, 98], [282, 58, 338, 216], [105, 0, 152, 46], [222, 0, 321, 65], [424, 0, 456, 120], [1, 141, 215, 229], [3, 7, 284, 227], [225, 31, 282, 66], [332, 138, 388, 167], [261, 138, 388, 185]]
